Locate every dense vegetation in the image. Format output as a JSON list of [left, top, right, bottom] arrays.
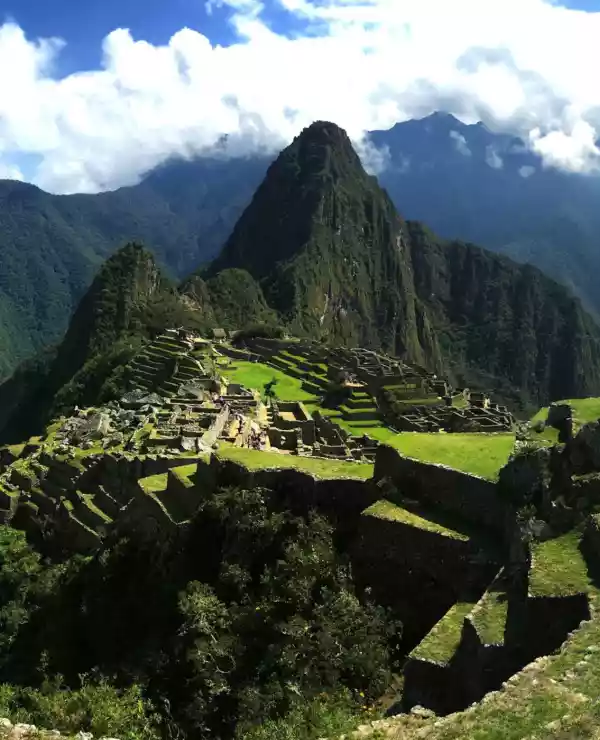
[[0, 486, 399, 739]]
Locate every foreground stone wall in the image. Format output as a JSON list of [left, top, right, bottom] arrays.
[[350, 509, 495, 650], [374, 445, 509, 534], [209, 457, 378, 523]]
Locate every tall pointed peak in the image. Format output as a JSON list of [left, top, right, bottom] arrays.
[[280, 120, 363, 180], [206, 119, 392, 280]]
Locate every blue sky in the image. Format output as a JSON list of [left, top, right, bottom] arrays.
[[0, 0, 315, 75], [0, 0, 596, 77], [0, 0, 599, 193], [0, 0, 235, 73]]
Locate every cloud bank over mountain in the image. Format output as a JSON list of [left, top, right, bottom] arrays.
[[1, 0, 600, 193]]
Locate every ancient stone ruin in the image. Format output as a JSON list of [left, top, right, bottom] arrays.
[[3, 328, 585, 729]]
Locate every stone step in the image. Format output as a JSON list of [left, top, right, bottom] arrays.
[[131, 366, 160, 382], [130, 357, 164, 373], [466, 568, 509, 647], [408, 600, 477, 668], [345, 397, 378, 410], [59, 502, 102, 552], [73, 492, 113, 532]]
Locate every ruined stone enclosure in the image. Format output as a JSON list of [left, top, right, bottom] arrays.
[[1, 330, 595, 722]]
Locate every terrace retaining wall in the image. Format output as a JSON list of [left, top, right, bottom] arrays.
[[350, 510, 495, 650], [374, 445, 509, 534]]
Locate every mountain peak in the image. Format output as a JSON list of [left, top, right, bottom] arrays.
[[285, 119, 363, 179], [203, 121, 436, 365], [206, 119, 379, 281], [296, 120, 354, 145]]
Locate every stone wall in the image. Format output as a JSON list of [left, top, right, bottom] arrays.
[[402, 658, 464, 716], [374, 445, 510, 535], [509, 593, 591, 667], [201, 406, 230, 447], [350, 510, 494, 650], [208, 456, 377, 523]]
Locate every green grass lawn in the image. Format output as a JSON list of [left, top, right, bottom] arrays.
[[5, 443, 25, 458], [386, 432, 515, 480], [222, 361, 316, 402], [410, 602, 475, 665], [532, 397, 600, 428], [216, 445, 373, 480], [139, 473, 168, 494], [471, 581, 508, 645], [529, 531, 593, 597], [169, 464, 198, 488], [364, 499, 469, 541]]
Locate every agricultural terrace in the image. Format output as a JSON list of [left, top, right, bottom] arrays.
[[532, 397, 600, 430], [217, 444, 373, 480], [409, 602, 475, 665], [383, 594, 600, 740], [529, 397, 600, 448], [364, 499, 470, 541], [529, 531, 595, 598], [221, 357, 515, 480]]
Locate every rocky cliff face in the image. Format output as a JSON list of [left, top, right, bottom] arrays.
[[407, 223, 600, 404]]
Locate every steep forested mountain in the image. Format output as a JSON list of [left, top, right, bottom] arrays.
[[0, 157, 267, 378]]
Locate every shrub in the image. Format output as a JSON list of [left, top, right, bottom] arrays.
[[0, 677, 161, 740]]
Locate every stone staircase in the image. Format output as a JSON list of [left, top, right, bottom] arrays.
[[402, 527, 596, 716]]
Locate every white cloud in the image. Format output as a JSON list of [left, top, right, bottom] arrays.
[[485, 145, 503, 169], [353, 135, 391, 175], [519, 165, 536, 178], [449, 130, 471, 156], [2, 1, 600, 192], [529, 118, 600, 173]]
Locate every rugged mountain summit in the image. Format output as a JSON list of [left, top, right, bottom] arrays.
[[205, 121, 440, 368], [198, 121, 600, 407]]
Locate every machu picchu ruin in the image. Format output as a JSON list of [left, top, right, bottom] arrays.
[[5, 112, 600, 740], [4, 322, 600, 738]]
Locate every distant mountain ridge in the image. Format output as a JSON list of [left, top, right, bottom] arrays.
[[370, 112, 600, 317], [0, 156, 268, 378], [2, 121, 600, 443]]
